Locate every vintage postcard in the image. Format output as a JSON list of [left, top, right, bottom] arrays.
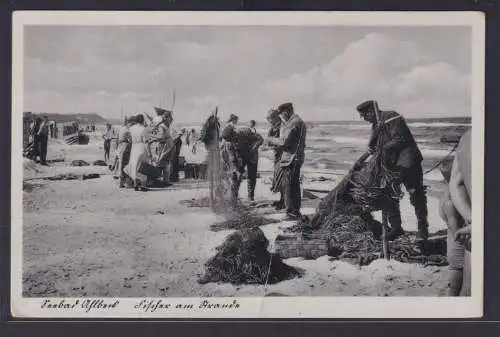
[[11, 11, 484, 318]]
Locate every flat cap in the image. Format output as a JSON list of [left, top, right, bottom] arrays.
[[356, 100, 377, 114], [266, 109, 280, 119], [227, 113, 238, 122], [277, 102, 293, 113]]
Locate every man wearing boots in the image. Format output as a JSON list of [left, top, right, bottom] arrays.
[[37, 115, 50, 166], [236, 121, 264, 201], [356, 100, 429, 242], [265, 102, 307, 221]]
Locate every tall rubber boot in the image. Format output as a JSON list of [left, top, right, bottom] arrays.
[[410, 188, 429, 242], [386, 201, 405, 241]]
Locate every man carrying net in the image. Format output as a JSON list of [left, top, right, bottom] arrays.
[[356, 100, 429, 242]]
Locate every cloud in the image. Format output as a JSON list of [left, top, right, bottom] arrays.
[[262, 33, 470, 119], [23, 28, 471, 122]]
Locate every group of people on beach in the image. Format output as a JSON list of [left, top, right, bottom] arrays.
[[215, 102, 307, 221], [217, 100, 471, 296], [107, 108, 204, 191], [103, 99, 472, 297]]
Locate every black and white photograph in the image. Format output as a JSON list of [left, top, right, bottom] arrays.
[[11, 12, 484, 318]]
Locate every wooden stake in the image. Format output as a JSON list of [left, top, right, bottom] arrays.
[[381, 210, 390, 260]]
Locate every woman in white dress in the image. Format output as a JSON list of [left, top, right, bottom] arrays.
[[124, 114, 150, 191]]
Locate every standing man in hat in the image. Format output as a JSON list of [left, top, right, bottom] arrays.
[[356, 100, 428, 242], [37, 115, 50, 166], [265, 103, 307, 220], [151, 107, 175, 186], [113, 116, 133, 188], [221, 113, 245, 206]]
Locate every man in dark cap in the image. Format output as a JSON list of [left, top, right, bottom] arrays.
[[220, 113, 245, 206], [265, 102, 307, 220], [356, 100, 428, 242], [236, 121, 264, 201]]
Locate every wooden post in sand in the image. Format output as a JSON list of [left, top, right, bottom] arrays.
[[208, 106, 221, 212], [381, 210, 390, 260]]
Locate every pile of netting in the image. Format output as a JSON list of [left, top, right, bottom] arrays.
[[294, 146, 447, 266], [198, 227, 301, 285], [291, 201, 447, 266]]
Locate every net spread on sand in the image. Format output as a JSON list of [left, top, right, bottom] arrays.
[[196, 113, 301, 284], [290, 201, 447, 266], [199, 227, 301, 285]]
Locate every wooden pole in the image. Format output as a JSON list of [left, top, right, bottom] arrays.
[[381, 210, 390, 260]]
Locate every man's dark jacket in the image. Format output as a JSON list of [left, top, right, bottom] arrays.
[[368, 110, 423, 169]]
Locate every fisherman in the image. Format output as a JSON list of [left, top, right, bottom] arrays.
[[266, 109, 285, 210], [356, 100, 428, 242], [265, 102, 307, 220], [28, 116, 40, 160], [449, 129, 471, 296], [221, 113, 245, 207], [103, 123, 116, 163], [113, 117, 133, 188], [37, 115, 50, 166], [150, 107, 175, 186], [237, 120, 264, 201]]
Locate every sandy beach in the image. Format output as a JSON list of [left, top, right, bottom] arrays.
[[22, 134, 451, 298]]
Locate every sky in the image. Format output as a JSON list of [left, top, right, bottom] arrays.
[[23, 25, 472, 123]]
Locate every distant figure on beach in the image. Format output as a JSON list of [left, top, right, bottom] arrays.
[[28, 117, 41, 160], [113, 117, 132, 188], [356, 100, 429, 242], [448, 129, 472, 296], [49, 121, 55, 138], [170, 128, 185, 183], [124, 114, 150, 191], [103, 123, 116, 163], [37, 115, 50, 166], [221, 113, 245, 207], [237, 120, 264, 201], [53, 122, 58, 139], [265, 102, 307, 220], [249, 119, 257, 133], [266, 109, 285, 210]]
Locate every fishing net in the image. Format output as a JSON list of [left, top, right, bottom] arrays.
[[210, 211, 280, 231], [295, 123, 447, 267], [198, 114, 235, 214], [199, 227, 300, 285], [291, 200, 447, 266]]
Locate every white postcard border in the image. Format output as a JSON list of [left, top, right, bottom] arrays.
[[11, 11, 485, 318]]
